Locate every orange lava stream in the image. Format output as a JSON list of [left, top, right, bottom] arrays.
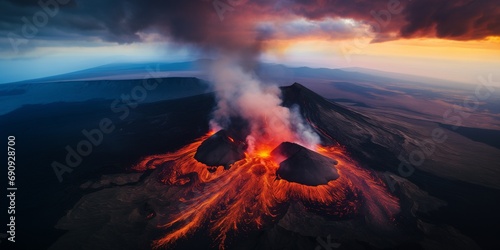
[[134, 132, 400, 249]]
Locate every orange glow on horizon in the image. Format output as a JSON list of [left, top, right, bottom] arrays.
[[264, 36, 500, 63]]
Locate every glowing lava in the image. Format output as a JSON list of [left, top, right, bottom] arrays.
[[134, 132, 400, 249], [255, 148, 272, 158]]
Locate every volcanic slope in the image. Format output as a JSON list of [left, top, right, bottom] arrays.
[[281, 83, 500, 190], [281, 83, 405, 172]]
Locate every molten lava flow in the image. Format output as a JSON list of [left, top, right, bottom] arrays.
[[134, 131, 400, 249], [255, 145, 273, 159]]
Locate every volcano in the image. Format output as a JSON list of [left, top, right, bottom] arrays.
[[271, 142, 339, 186], [280, 83, 405, 171], [48, 81, 490, 250], [194, 130, 340, 186], [194, 130, 246, 170], [126, 82, 406, 249]]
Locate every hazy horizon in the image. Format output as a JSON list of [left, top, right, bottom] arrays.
[[0, 57, 495, 87]]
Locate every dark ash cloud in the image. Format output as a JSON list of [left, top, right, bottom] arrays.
[[0, 0, 498, 54]]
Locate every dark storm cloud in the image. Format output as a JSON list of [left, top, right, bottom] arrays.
[[286, 0, 500, 40], [0, 0, 268, 64], [0, 0, 498, 53], [401, 0, 500, 40]]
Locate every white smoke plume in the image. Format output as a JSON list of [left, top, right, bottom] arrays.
[[208, 57, 320, 152], [289, 105, 321, 148]]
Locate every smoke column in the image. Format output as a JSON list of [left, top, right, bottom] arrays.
[[207, 57, 320, 152]]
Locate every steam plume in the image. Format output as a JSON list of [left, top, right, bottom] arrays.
[[208, 57, 320, 151]]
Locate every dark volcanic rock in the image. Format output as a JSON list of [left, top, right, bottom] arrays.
[[194, 130, 246, 169], [271, 142, 339, 186], [280, 83, 405, 173]]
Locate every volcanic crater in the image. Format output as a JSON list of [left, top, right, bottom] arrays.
[[194, 129, 340, 186]]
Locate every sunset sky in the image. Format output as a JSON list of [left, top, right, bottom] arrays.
[[0, 0, 499, 84]]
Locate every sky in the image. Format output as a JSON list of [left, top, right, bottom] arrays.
[[0, 0, 499, 84]]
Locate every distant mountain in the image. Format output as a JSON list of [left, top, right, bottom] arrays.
[[5, 59, 472, 91], [341, 67, 470, 89], [0, 77, 211, 115], [13, 60, 210, 83]]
